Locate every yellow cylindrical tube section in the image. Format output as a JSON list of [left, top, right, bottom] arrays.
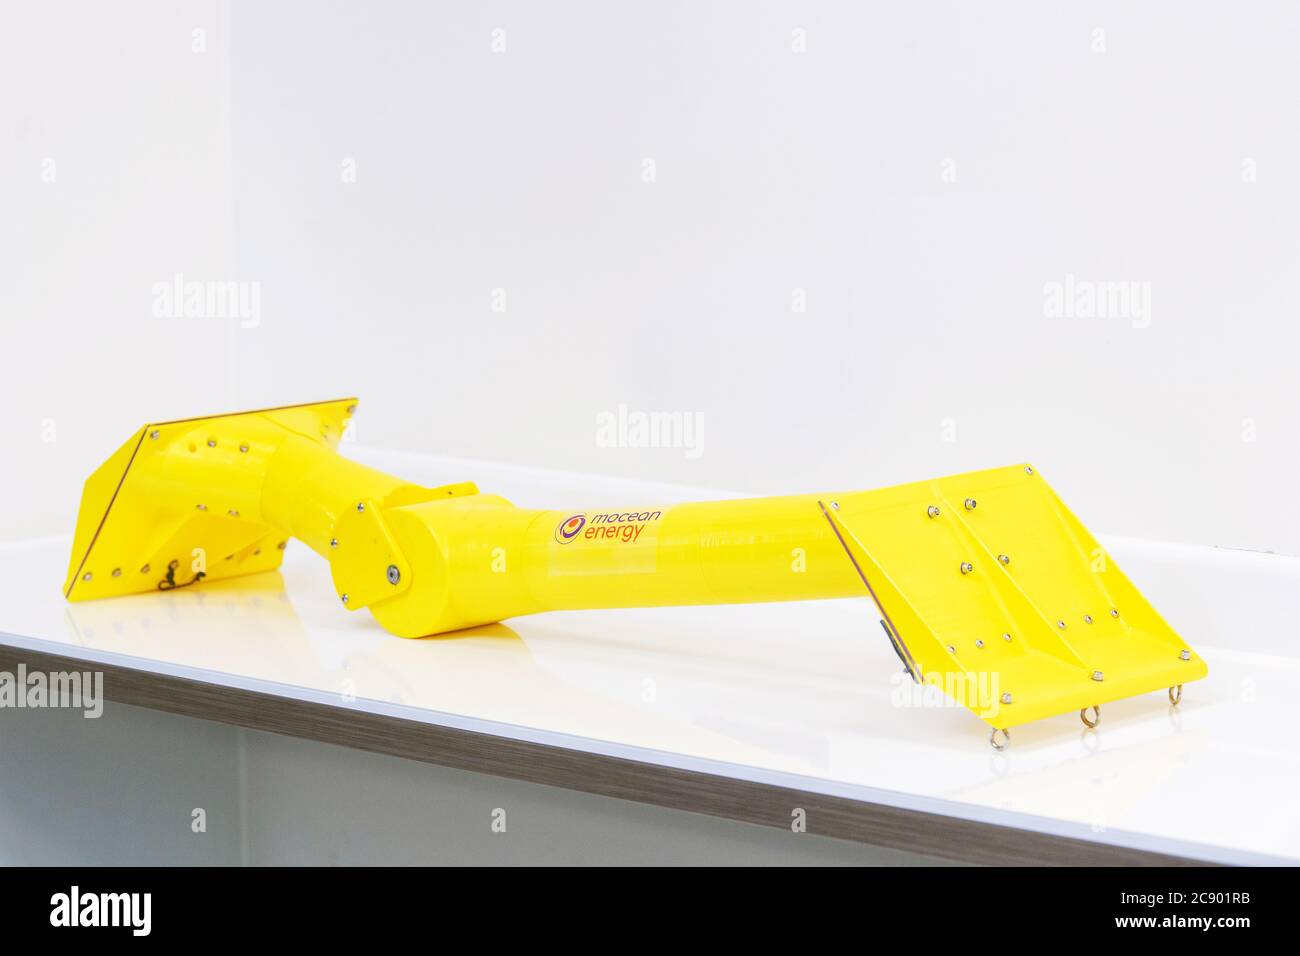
[[262, 434, 417, 558], [373, 492, 865, 637]]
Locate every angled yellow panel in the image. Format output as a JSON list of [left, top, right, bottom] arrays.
[[64, 399, 359, 601], [64, 426, 148, 595], [821, 465, 1205, 731]]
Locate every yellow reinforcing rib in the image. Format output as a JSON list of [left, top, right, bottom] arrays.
[[64, 399, 1206, 746]]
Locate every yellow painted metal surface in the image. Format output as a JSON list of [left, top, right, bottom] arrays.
[[818, 469, 1207, 728], [65, 400, 1206, 735], [64, 399, 359, 601]]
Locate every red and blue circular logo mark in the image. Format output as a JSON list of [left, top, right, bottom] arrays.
[[554, 513, 586, 544]]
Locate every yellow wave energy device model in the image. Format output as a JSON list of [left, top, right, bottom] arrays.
[[65, 399, 1206, 747]]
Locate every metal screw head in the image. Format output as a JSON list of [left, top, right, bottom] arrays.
[[1180, 649, 1191, 661], [111, 568, 121, 578], [1084, 614, 1093, 624], [82, 572, 92, 582], [207, 438, 217, 448], [1057, 620, 1066, 629], [926, 505, 941, 518], [341, 593, 350, 604], [329, 537, 338, 549], [149, 430, 160, 440], [997, 553, 1010, 565], [386, 564, 401, 585], [976, 639, 985, 648], [140, 564, 150, 574], [239, 443, 249, 453], [964, 498, 977, 511], [1110, 608, 1119, 618], [196, 504, 207, 511], [356, 502, 365, 513], [1092, 670, 1104, 682], [830, 500, 840, 510], [1003, 633, 1012, 642], [277, 541, 287, 550], [1001, 692, 1013, 705], [228, 509, 239, 518], [946, 645, 955, 653], [1024, 466, 1034, 475], [959, 561, 974, 575]]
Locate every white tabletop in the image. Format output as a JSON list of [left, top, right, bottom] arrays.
[[3, 447, 1297, 864]]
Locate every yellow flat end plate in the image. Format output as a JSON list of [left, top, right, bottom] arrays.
[[823, 464, 1207, 729], [64, 398, 356, 601]]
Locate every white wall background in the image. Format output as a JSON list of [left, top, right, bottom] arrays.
[[4, 1, 1299, 554], [0, 0, 237, 539]]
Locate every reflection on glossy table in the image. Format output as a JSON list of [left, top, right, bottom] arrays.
[[2, 448, 1296, 864]]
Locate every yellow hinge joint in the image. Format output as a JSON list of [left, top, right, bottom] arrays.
[[328, 499, 411, 611]]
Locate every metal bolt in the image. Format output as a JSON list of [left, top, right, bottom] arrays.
[[946, 645, 955, 653], [386, 564, 401, 585], [997, 553, 1010, 565], [1110, 608, 1119, 618], [926, 505, 941, 518], [149, 430, 160, 440], [330, 537, 338, 549], [1084, 614, 1093, 624], [1057, 620, 1066, 629], [964, 498, 977, 511], [1180, 649, 1191, 661], [207, 438, 217, 448], [976, 639, 985, 648], [1003, 633, 1012, 642], [82, 572, 92, 582], [1001, 692, 1013, 705], [356, 502, 365, 513], [239, 443, 249, 453], [341, 593, 350, 604], [111, 568, 121, 578], [1092, 670, 1104, 682], [1024, 466, 1034, 475], [960, 561, 974, 575], [831, 500, 840, 510]]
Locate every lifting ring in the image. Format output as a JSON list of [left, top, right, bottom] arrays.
[[1169, 684, 1182, 706], [1080, 705, 1100, 729], [989, 727, 1010, 751]]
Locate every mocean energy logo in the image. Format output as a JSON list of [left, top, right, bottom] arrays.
[[555, 513, 587, 543], [554, 510, 662, 544]]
